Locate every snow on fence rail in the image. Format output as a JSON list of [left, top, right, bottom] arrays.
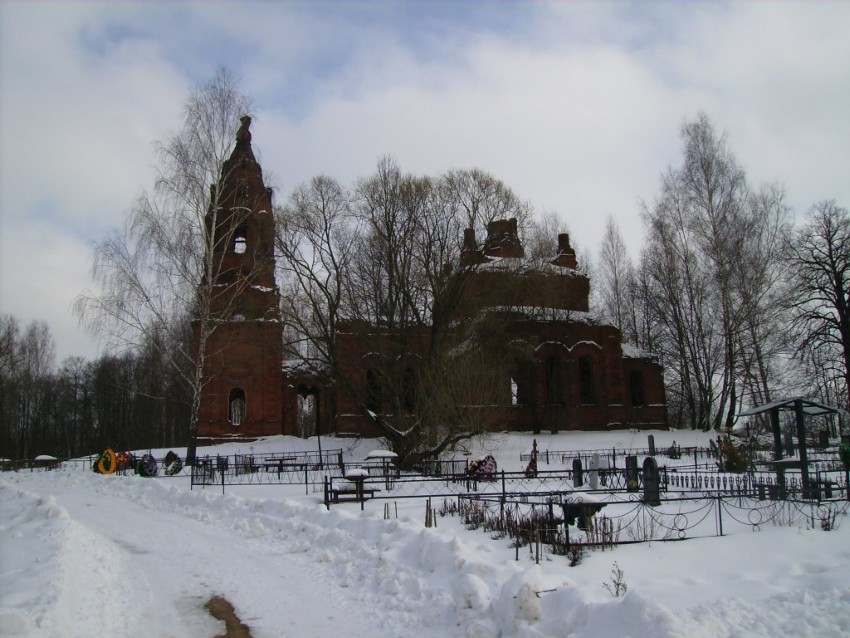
[[323, 466, 666, 508]]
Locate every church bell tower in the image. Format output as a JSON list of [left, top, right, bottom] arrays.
[[196, 116, 283, 438]]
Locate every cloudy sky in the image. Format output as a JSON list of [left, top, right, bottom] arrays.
[[1, 0, 849, 363]]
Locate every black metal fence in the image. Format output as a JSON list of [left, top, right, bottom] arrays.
[[524, 444, 848, 472], [324, 464, 850, 509], [519, 445, 717, 466], [1, 454, 185, 475], [190, 449, 346, 493], [449, 490, 850, 563]]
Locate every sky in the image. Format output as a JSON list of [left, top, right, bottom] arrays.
[[3, 430, 850, 637], [1, 0, 849, 363]]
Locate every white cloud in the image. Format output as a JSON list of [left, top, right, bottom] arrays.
[[0, 218, 100, 361], [1, 0, 849, 363]]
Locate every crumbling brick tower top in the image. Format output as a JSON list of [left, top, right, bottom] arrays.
[[456, 218, 590, 314], [204, 115, 279, 320]]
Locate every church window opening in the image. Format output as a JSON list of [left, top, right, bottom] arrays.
[[578, 356, 595, 405], [511, 366, 533, 406], [229, 388, 246, 426], [545, 355, 563, 404], [233, 223, 248, 254], [629, 371, 645, 407]]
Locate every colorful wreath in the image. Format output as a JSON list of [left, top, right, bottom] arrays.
[[93, 448, 117, 475], [136, 453, 158, 477], [164, 451, 183, 476], [467, 454, 497, 480]]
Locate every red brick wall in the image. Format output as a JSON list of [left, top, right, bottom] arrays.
[[197, 321, 283, 438], [322, 314, 667, 436]]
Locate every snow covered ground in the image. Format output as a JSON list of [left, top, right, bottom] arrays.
[[2, 430, 849, 637]]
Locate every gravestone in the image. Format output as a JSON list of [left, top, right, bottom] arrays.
[[573, 458, 583, 487], [625, 455, 639, 492], [648, 434, 656, 457], [642, 457, 661, 505], [589, 453, 599, 490]]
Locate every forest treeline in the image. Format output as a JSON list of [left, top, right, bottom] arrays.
[[1, 73, 847, 461], [0, 316, 190, 460]]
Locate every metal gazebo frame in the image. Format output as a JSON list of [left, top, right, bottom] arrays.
[[739, 396, 842, 498]]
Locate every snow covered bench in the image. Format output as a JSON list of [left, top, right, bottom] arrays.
[[330, 485, 380, 503], [331, 468, 380, 503]]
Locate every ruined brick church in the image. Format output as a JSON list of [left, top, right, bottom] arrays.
[[196, 121, 666, 440]]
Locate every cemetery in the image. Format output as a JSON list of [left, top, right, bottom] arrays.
[[185, 398, 849, 562]]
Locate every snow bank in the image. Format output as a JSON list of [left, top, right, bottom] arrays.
[[2, 431, 850, 637]]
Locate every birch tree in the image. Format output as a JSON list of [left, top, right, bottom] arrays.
[[76, 68, 254, 463], [641, 113, 790, 429], [597, 215, 632, 330]]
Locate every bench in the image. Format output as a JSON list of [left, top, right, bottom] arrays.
[[330, 485, 380, 503]]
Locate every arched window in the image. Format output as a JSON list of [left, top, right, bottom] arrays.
[[578, 356, 595, 405], [366, 369, 382, 413], [510, 365, 533, 406], [629, 371, 645, 407], [297, 386, 319, 439], [229, 388, 246, 426], [233, 223, 248, 254], [545, 355, 563, 405]]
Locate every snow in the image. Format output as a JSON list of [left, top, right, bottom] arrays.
[[344, 468, 369, 478], [622, 343, 655, 359], [488, 306, 597, 324], [2, 430, 849, 638], [366, 450, 398, 459]]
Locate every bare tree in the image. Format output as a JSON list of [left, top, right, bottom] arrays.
[[597, 215, 632, 329], [277, 159, 526, 464], [641, 113, 796, 430], [733, 185, 793, 408], [0, 319, 56, 458], [642, 113, 747, 429], [275, 174, 359, 375], [642, 199, 723, 430], [786, 200, 850, 411], [76, 68, 254, 463], [54, 356, 92, 458], [440, 168, 532, 234], [523, 210, 573, 269]]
